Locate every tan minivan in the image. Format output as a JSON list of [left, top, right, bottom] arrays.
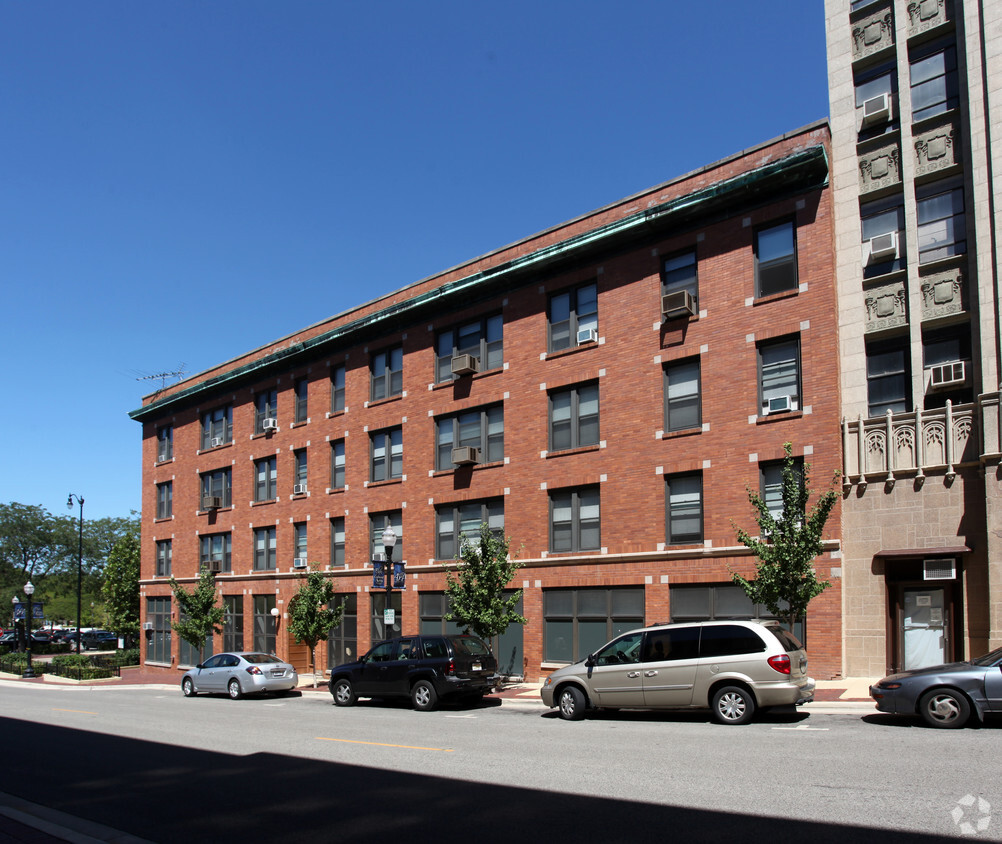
[[540, 620, 815, 724]]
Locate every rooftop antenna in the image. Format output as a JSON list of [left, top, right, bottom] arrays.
[[135, 363, 188, 392]]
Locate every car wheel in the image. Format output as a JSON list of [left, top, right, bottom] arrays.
[[227, 678, 243, 700], [181, 678, 196, 698], [411, 680, 438, 711], [712, 685, 756, 725], [331, 678, 356, 707], [557, 686, 586, 721], [919, 688, 970, 728]]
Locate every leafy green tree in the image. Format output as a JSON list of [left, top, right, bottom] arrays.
[[287, 568, 345, 687], [102, 532, 140, 644], [445, 523, 526, 642], [731, 442, 840, 634], [169, 567, 224, 663]]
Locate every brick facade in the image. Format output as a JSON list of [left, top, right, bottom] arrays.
[[133, 122, 844, 681]]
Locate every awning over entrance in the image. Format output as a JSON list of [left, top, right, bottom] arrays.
[[875, 546, 972, 557]]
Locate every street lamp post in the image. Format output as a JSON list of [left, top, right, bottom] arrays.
[[270, 606, 280, 656], [22, 581, 36, 679], [12, 597, 22, 653], [67, 494, 84, 656]]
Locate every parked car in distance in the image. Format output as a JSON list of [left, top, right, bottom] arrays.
[[80, 630, 118, 650], [541, 620, 815, 725], [328, 634, 498, 711], [182, 652, 299, 700], [869, 646, 1002, 728]]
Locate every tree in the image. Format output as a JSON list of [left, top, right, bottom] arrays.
[[103, 532, 140, 644], [287, 568, 345, 688], [731, 442, 840, 634], [169, 567, 224, 663], [445, 523, 526, 643]]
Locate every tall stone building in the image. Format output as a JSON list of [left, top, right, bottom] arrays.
[[825, 0, 1002, 675]]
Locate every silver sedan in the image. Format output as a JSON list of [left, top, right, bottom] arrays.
[[181, 652, 298, 700]]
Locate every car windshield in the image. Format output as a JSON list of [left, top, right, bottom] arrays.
[[971, 646, 1002, 667], [447, 636, 490, 656], [242, 653, 281, 664]]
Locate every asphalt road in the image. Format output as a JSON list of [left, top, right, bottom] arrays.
[[0, 683, 998, 843]]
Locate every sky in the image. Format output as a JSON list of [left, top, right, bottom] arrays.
[[0, 1, 829, 521]]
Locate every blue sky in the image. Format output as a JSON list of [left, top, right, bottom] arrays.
[[0, 1, 828, 521]]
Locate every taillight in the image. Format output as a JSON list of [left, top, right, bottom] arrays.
[[445, 659, 455, 676], [767, 654, 791, 675], [245, 666, 263, 675]]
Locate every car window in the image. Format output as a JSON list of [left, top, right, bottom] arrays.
[[396, 639, 418, 660], [223, 655, 240, 667], [423, 638, 449, 659], [972, 646, 1002, 667], [202, 655, 223, 669], [593, 632, 643, 666], [765, 626, 804, 653], [698, 625, 767, 658], [447, 636, 490, 656], [242, 653, 281, 664], [642, 627, 700, 662], [367, 641, 397, 662]]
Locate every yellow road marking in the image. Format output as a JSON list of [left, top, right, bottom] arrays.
[[316, 737, 453, 752], [52, 708, 98, 715]]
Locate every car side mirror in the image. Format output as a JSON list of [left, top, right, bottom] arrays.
[[195, 663, 204, 670], [585, 654, 595, 668]]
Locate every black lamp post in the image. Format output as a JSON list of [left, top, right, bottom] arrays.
[[22, 581, 36, 679], [67, 494, 84, 656], [12, 596, 22, 653]]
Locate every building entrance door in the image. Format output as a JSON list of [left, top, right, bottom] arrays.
[[902, 587, 948, 670]]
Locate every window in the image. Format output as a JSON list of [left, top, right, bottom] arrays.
[[435, 406, 504, 469], [917, 183, 966, 264], [436, 314, 503, 382], [200, 533, 232, 573], [548, 281, 598, 352], [370, 428, 402, 482], [156, 482, 172, 519], [550, 487, 600, 552], [294, 378, 308, 424], [178, 609, 214, 665], [200, 468, 232, 509], [662, 250, 698, 309], [419, 593, 464, 636], [861, 194, 905, 277], [331, 365, 346, 413], [755, 220, 798, 298], [370, 511, 402, 561], [549, 383, 599, 451], [254, 388, 278, 434], [201, 406, 232, 449], [156, 425, 173, 462], [436, 499, 504, 560], [854, 62, 896, 137], [330, 517, 345, 567], [294, 523, 308, 563], [253, 595, 276, 653], [663, 359, 701, 431], [294, 449, 308, 492], [155, 540, 172, 577], [223, 595, 243, 653], [910, 43, 958, 123], [867, 337, 911, 417], [758, 337, 801, 415], [760, 458, 804, 522], [543, 587, 644, 663], [146, 597, 171, 664], [327, 592, 357, 669], [371, 346, 403, 401], [254, 456, 277, 502], [330, 440, 345, 488], [670, 583, 804, 644], [923, 326, 973, 408], [666, 473, 702, 544], [253, 527, 277, 571]]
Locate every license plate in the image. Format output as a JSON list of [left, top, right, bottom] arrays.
[[472, 662, 482, 672]]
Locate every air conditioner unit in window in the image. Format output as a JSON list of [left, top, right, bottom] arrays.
[[142, 622, 154, 631], [861, 92, 891, 126], [451, 446, 481, 466], [576, 327, 598, 344], [767, 395, 792, 414], [293, 557, 308, 569], [662, 290, 696, 318], [866, 231, 898, 265], [262, 417, 279, 432], [928, 360, 966, 388], [202, 495, 222, 511], [206, 560, 223, 573], [293, 483, 308, 495], [451, 353, 479, 376], [210, 437, 224, 448], [924, 558, 956, 581]]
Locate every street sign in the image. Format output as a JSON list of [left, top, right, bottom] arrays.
[[383, 609, 395, 626]]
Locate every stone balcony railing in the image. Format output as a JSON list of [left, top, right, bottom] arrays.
[[841, 392, 1001, 488]]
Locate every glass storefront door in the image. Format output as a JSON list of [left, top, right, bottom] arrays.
[[902, 587, 947, 670]]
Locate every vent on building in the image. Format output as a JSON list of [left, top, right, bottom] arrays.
[[451, 354, 479, 376], [923, 558, 956, 581], [866, 231, 898, 265], [861, 93, 891, 126], [662, 290, 696, 318], [928, 361, 966, 388], [577, 327, 598, 344], [206, 560, 223, 573], [142, 622, 154, 631], [451, 446, 481, 466]]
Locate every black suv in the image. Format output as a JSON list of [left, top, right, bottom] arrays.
[[328, 634, 498, 711]]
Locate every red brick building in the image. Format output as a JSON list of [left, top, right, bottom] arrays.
[[130, 121, 844, 682]]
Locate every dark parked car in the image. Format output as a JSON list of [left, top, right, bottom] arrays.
[[80, 630, 118, 650], [870, 645, 1002, 728], [328, 634, 498, 711]]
